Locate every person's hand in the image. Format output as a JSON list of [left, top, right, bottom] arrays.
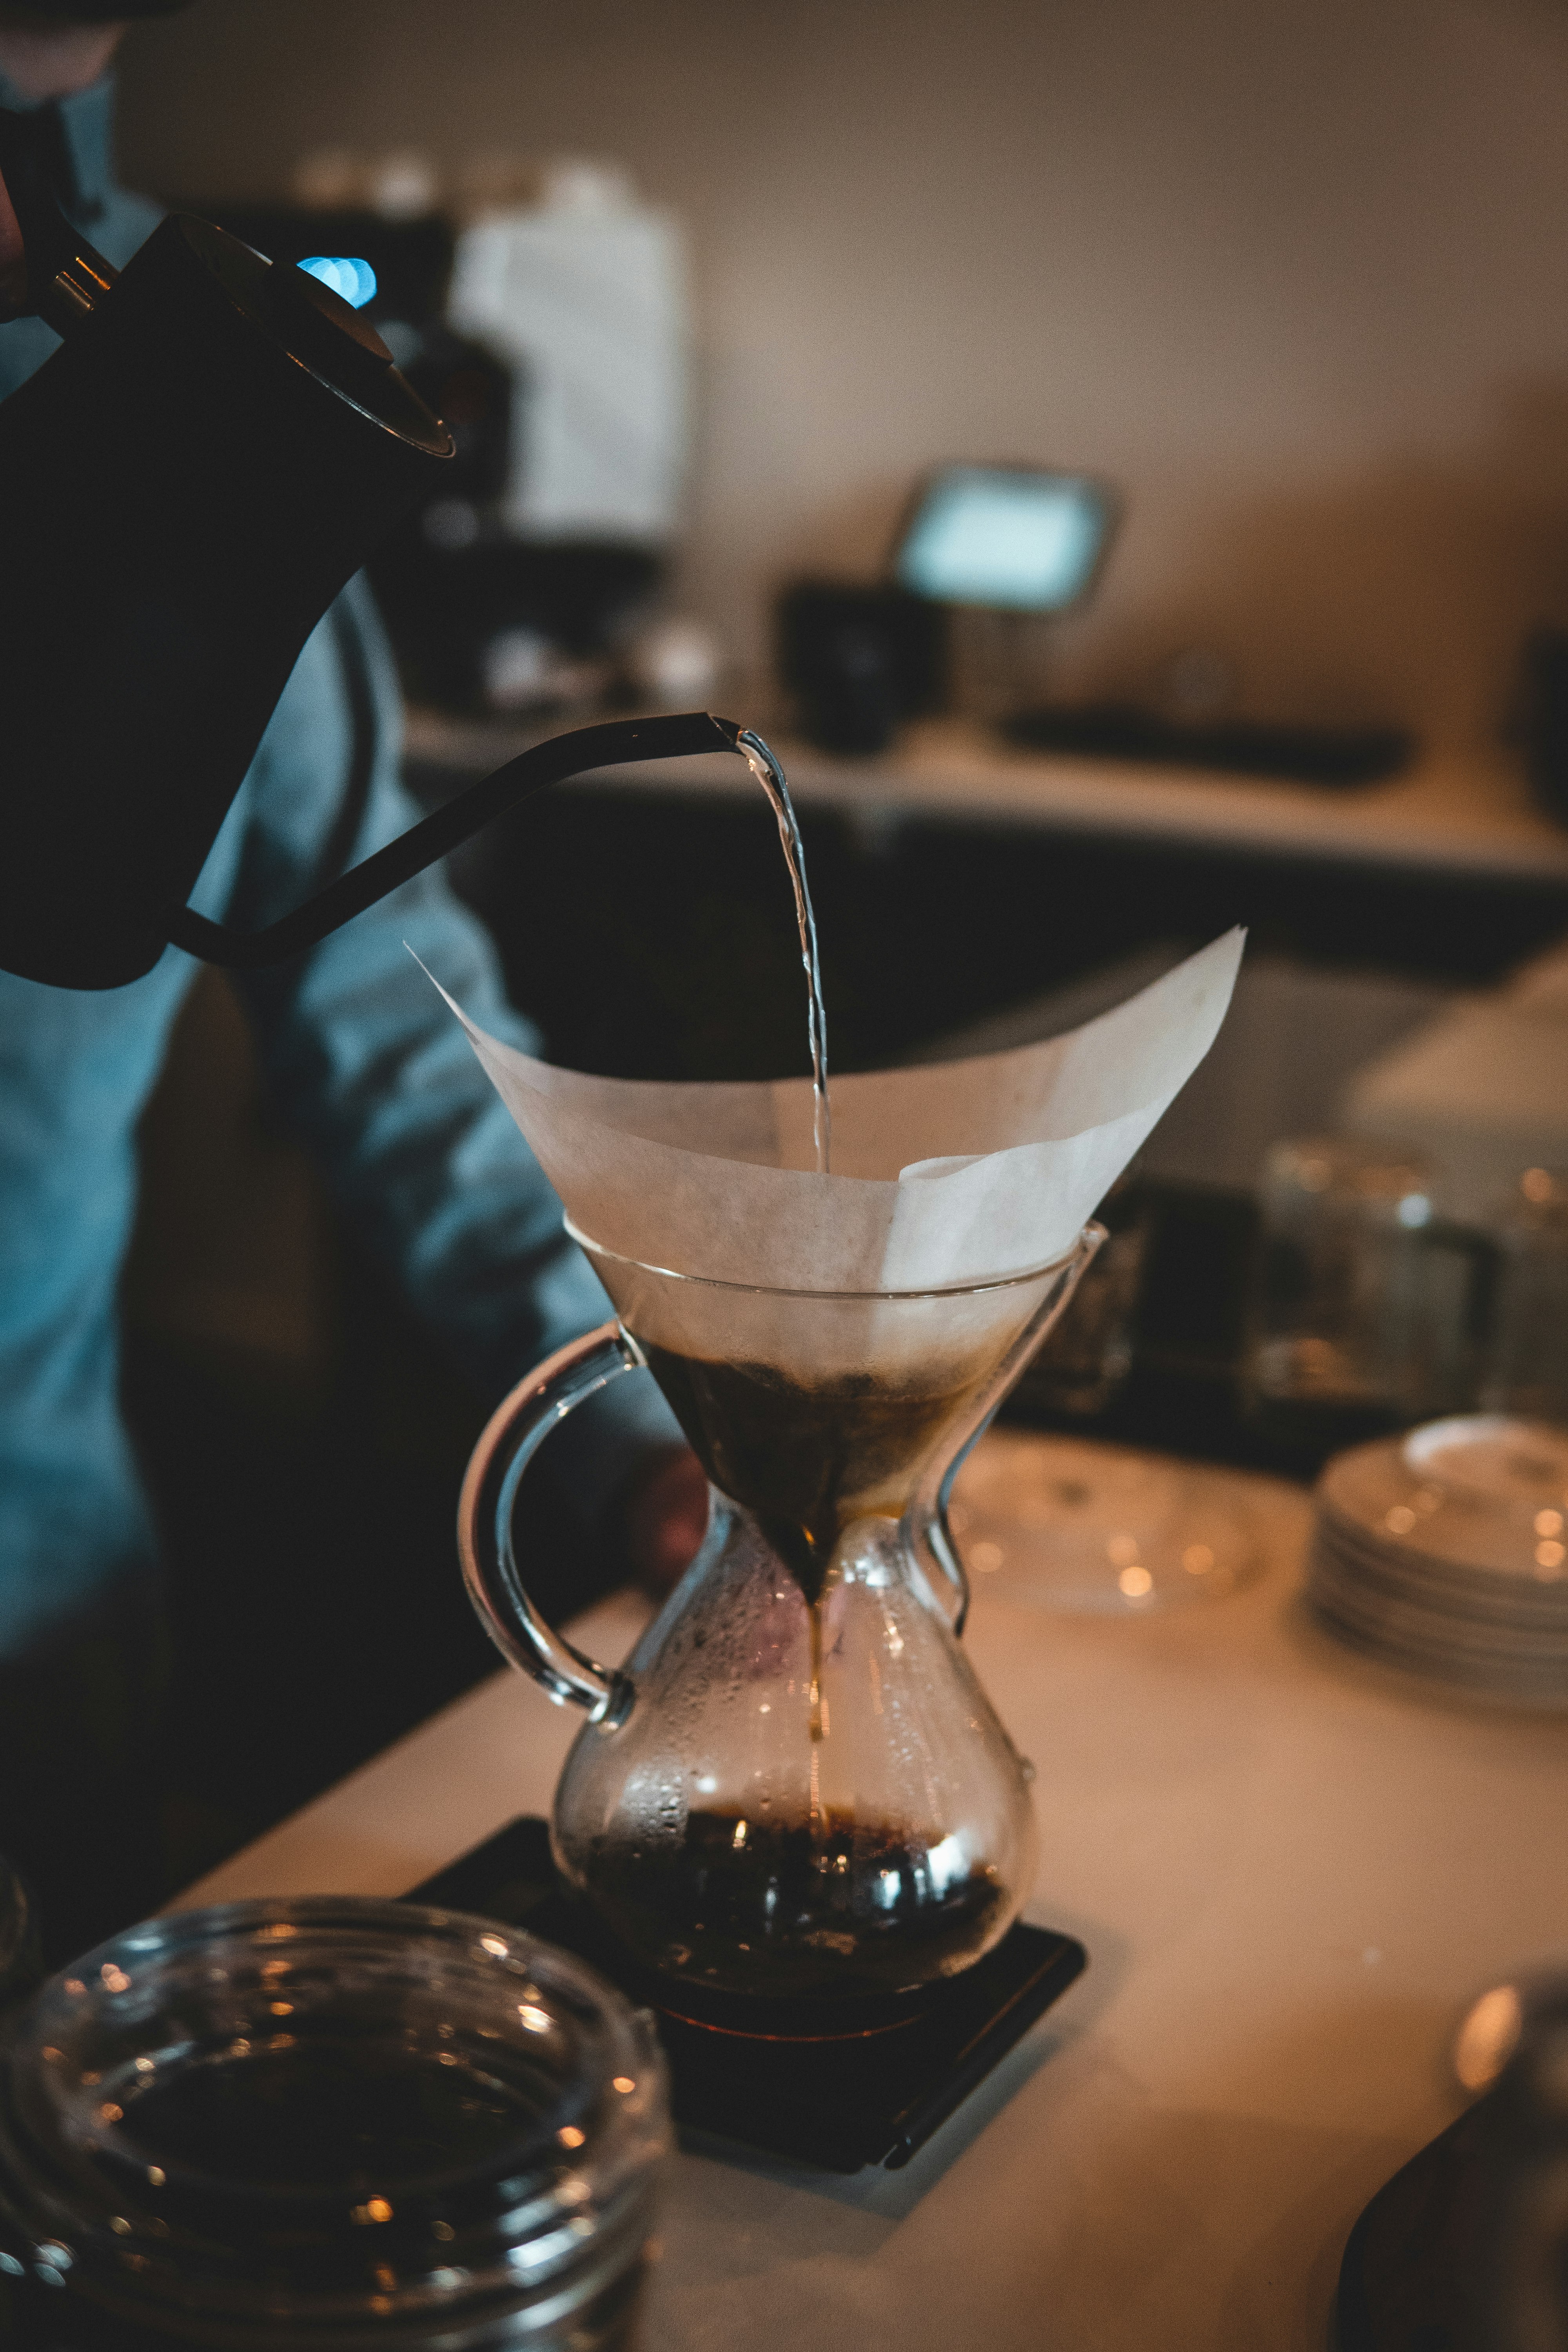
[[619, 1445, 709, 1597]]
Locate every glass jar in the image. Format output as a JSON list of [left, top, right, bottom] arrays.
[[1244, 1136, 1481, 1462], [0, 1897, 668, 2349]]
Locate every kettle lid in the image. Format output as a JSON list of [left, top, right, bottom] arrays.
[[173, 214, 453, 457], [0, 102, 452, 459]]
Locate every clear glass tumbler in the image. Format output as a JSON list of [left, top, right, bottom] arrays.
[[1244, 1136, 1479, 1460], [0, 1898, 667, 2349]]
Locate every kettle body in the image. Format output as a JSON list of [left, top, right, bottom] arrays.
[[0, 132, 742, 990], [0, 205, 454, 988]]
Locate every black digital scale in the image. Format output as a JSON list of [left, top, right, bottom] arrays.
[[412, 1817, 1086, 2175]]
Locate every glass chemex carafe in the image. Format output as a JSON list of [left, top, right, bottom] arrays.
[[458, 1218, 1100, 2023]]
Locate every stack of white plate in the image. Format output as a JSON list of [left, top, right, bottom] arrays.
[[1308, 1416, 1568, 1708]]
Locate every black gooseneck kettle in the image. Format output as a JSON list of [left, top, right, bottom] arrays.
[[0, 112, 737, 991]]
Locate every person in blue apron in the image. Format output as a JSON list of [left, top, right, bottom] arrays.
[[0, 5, 708, 1958]]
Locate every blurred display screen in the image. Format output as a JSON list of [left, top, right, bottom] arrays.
[[895, 466, 1114, 611]]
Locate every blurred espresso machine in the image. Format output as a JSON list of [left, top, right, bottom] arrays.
[[219, 154, 691, 714]]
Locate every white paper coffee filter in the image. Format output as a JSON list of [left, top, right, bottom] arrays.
[[428, 930, 1242, 1312]]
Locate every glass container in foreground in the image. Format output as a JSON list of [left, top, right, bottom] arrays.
[[0, 1897, 667, 2348]]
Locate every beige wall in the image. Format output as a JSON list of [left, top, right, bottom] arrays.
[[117, 0, 1568, 747]]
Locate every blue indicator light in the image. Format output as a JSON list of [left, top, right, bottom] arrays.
[[298, 255, 378, 310]]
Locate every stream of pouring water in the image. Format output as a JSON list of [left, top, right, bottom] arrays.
[[737, 730, 831, 1176], [735, 731, 832, 1746]]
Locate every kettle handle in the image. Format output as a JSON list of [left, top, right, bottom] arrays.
[[167, 710, 743, 970], [0, 106, 119, 332], [457, 1322, 644, 1730]]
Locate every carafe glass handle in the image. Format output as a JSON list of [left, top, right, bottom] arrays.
[[457, 1323, 643, 1729]]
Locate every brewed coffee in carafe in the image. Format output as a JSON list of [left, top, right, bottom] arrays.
[[634, 1344, 986, 1602]]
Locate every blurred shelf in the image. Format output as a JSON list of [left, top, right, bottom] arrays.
[[404, 708, 1568, 887]]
